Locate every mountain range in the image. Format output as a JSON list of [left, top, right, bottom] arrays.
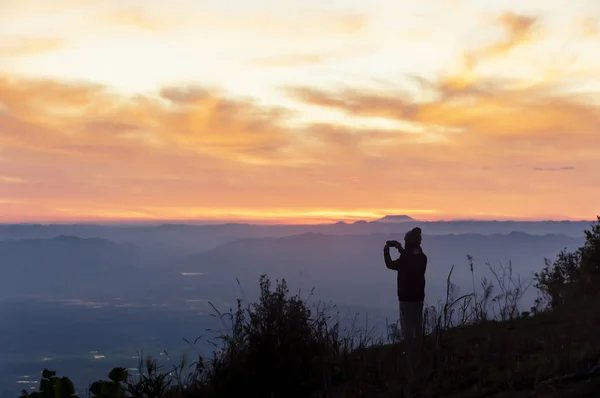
[[0, 235, 177, 299], [0, 221, 588, 308], [0, 219, 592, 255]]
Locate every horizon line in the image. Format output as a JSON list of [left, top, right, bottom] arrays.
[[0, 217, 596, 227]]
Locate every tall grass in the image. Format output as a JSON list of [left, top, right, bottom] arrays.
[[24, 256, 543, 398]]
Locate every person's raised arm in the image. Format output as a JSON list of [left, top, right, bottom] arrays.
[[384, 242, 404, 270]]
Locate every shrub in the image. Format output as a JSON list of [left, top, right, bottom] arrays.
[[20, 369, 76, 398], [534, 216, 600, 309], [198, 275, 360, 398]]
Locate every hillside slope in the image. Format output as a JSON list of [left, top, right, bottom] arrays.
[[345, 298, 600, 397]]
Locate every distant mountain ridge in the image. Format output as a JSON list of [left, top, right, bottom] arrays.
[[0, 220, 593, 254], [373, 215, 417, 223], [188, 230, 581, 260], [180, 231, 583, 309], [0, 235, 178, 300], [0, 229, 588, 315], [2, 234, 121, 246]]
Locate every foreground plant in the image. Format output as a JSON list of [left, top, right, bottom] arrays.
[[20, 369, 76, 398]]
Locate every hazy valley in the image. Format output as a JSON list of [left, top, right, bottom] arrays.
[[0, 218, 589, 395]]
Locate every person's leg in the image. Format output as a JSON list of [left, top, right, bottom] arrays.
[[399, 300, 407, 342], [399, 301, 415, 359], [414, 301, 424, 361]]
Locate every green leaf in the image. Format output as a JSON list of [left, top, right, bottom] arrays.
[[41, 369, 56, 380], [108, 367, 128, 383], [54, 376, 76, 398], [39, 379, 54, 396], [89, 381, 105, 396]]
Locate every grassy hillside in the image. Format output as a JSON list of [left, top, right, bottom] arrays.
[[20, 218, 600, 398]]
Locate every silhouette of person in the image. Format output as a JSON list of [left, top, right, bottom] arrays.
[[384, 227, 427, 362]]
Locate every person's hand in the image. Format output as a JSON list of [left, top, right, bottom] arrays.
[[386, 240, 402, 249]]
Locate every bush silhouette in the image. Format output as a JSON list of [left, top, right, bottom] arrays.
[[534, 216, 600, 309], [20, 369, 76, 398], [200, 275, 354, 397], [89, 367, 128, 398]]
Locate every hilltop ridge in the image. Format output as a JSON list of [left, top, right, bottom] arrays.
[[373, 214, 417, 223]]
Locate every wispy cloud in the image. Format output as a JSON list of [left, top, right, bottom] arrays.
[[0, 76, 298, 164], [252, 48, 370, 68], [533, 166, 576, 171], [0, 176, 24, 183], [579, 17, 599, 37], [492, 12, 538, 54], [448, 12, 541, 89], [90, 5, 371, 37], [102, 7, 183, 32], [0, 36, 67, 57], [285, 78, 600, 154]]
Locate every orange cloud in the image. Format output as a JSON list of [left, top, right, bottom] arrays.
[[252, 48, 372, 68], [0, 176, 24, 183], [0, 75, 320, 219], [455, 12, 539, 87], [283, 9, 597, 172], [0, 75, 109, 122], [0, 36, 67, 57], [579, 17, 599, 38], [103, 7, 182, 32], [1, 70, 599, 222], [0, 0, 81, 19], [493, 12, 538, 54], [220, 11, 369, 37], [254, 53, 333, 67], [0, 75, 295, 162], [92, 5, 369, 39], [286, 78, 600, 163]]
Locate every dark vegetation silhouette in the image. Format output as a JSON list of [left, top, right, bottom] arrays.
[[21, 217, 600, 398]]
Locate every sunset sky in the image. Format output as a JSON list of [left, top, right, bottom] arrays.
[[1, 0, 599, 223]]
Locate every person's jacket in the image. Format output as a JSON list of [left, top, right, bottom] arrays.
[[384, 245, 427, 302]]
